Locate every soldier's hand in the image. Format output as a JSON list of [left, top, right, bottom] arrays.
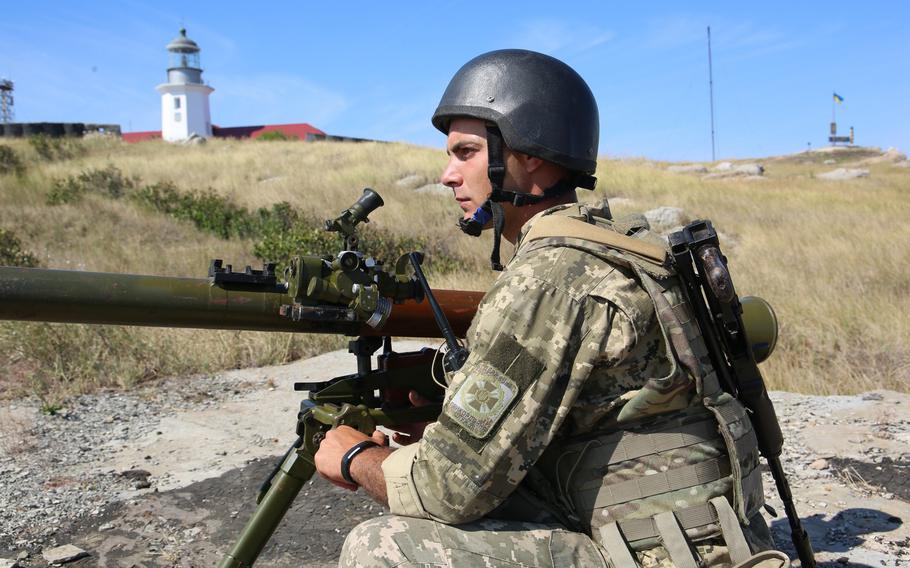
[[314, 425, 386, 491], [392, 390, 434, 446]]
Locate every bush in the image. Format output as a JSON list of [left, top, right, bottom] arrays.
[[133, 182, 253, 239], [28, 135, 84, 161], [0, 229, 40, 267], [46, 165, 137, 205], [0, 145, 25, 176], [257, 131, 297, 142]]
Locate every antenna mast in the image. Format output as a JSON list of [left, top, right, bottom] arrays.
[[0, 78, 13, 124], [707, 26, 716, 161]]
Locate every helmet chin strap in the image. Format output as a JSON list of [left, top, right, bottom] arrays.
[[456, 125, 597, 271]]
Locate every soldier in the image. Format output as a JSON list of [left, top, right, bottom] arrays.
[[315, 50, 789, 567]]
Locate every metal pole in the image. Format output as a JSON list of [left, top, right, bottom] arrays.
[[707, 27, 717, 162]]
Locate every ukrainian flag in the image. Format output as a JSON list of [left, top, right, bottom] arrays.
[[833, 92, 844, 103]]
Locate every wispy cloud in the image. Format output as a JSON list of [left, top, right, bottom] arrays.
[[643, 16, 805, 59], [504, 19, 615, 55], [210, 72, 349, 127]]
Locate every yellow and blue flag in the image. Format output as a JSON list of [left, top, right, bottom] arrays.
[[833, 92, 844, 104]]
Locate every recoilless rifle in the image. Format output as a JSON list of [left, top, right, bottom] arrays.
[[0, 190, 813, 566], [0, 188, 481, 566]]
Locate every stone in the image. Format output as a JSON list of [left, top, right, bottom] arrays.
[[0, 559, 19, 568], [41, 544, 88, 565], [644, 207, 689, 233], [823, 159, 836, 165], [817, 168, 869, 180], [413, 183, 449, 196], [394, 174, 425, 189], [712, 161, 733, 171], [732, 163, 764, 176], [809, 458, 829, 470], [667, 164, 708, 174]]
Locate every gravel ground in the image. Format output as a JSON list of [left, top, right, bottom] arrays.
[[0, 347, 907, 567]]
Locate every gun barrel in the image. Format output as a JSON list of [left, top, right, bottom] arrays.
[[0, 266, 482, 338]]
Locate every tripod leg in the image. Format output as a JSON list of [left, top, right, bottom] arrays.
[[218, 442, 317, 567]]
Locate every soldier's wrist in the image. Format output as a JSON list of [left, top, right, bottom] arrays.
[[340, 440, 380, 485]]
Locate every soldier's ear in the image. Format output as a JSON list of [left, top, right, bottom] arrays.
[[514, 153, 544, 174]]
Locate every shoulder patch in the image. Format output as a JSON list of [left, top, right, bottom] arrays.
[[445, 361, 519, 439]]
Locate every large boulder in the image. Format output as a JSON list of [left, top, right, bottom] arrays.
[[733, 163, 764, 176], [644, 206, 689, 233], [395, 173, 427, 189], [817, 168, 870, 181]]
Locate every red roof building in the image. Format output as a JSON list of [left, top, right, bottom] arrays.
[[121, 122, 326, 143]]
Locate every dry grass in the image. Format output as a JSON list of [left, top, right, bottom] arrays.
[[0, 137, 906, 402]]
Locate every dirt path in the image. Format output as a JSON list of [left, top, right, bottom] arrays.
[[1, 344, 907, 567]]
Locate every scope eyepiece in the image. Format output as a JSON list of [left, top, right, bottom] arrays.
[[349, 188, 384, 225]]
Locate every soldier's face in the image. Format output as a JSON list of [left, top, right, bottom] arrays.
[[441, 118, 492, 221]]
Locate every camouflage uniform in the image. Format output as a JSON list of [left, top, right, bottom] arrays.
[[340, 202, 779, 567]]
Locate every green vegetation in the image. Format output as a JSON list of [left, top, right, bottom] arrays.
[[47, 165, 137, 204], [0, 145, 25, 176], [256, 131, 298, 141], [28, 134, 85, 162], [0, 229, 39, 267]]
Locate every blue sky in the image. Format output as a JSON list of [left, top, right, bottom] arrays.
[[2, 1, 907, 161]]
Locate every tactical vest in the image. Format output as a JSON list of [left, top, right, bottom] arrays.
[[516, 203, 789, 567]]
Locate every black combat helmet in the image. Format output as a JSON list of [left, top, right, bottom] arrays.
[[432, 49, 599, 175], [433, 49, 600, 270]]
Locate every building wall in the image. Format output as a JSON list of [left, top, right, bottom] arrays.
[[156, 83, 213, 141]]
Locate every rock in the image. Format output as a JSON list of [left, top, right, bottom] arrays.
[[861, 147, 907, 164], [823, 159, 836, 165], [394, 174, 425, 189], [15, 551, 27, 561], [667, 164, 708, 174], [817, 168, 869, 180], [0, 559, 19, 568], [41, 544, 88, 565], [413, 183, 449, 196], [713, 161, 733, 171], [182, 133, 206, 146], [732, 163, 764, 176], [119, 468, 151, 481], [809, 458, 829, 470], [644, 207, 689, 233]]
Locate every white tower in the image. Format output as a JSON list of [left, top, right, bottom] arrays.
[[156, 28, 214, 141]]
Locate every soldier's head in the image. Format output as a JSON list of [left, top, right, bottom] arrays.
[[432, 49, 599, 253]]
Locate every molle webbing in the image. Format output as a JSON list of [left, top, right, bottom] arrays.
[[583, 457, 731, 509], [523, 215, 669, 265], [567, 414, 723, 474]]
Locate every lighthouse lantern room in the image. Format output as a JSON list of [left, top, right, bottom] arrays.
[[156, 28, 214, 141]]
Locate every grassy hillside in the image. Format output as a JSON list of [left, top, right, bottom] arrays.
[[0, 136, 907, 405]]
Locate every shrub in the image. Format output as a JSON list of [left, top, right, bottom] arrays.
[[0, 229, 40, 267], [46, 165, 137, 205], [132, 182, 251, 239], [257, 131, 297, 142], [0, 145, 25, 176], [28, 135, 84, 161]]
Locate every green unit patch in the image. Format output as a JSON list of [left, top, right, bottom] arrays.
[[446, 362, 519, 439]]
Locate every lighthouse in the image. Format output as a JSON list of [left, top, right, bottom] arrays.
[[156, 28, 213, 141]]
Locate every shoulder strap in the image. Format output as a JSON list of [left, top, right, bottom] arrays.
[[523, 215, 668, 266]]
